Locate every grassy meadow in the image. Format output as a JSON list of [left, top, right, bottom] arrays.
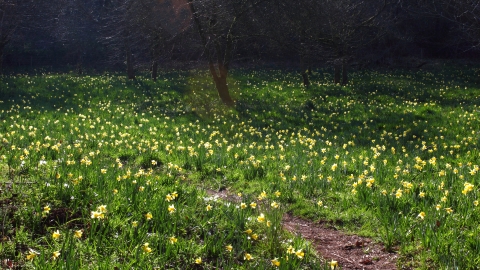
[[0, 65, 480, 269]]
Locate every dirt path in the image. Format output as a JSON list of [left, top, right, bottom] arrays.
[[282, 213, 398, 270], [206, 189, 399, 269]]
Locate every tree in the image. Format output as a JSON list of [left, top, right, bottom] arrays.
[[0, 0, 37, 73], [187, 0, 267, 106]]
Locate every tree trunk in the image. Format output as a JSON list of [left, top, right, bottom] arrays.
[[301, 72, 310, 87], [151, 60, 158, 81], [210, 64, 234, 107], [342, 61, 348, 85], [334, 59, 341, 84], [126, 48, 135, 80]]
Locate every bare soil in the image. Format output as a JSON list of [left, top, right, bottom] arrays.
[[207, 189, 400, 270]]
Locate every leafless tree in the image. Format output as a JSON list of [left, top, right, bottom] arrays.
[[187, 0, 267, 106]]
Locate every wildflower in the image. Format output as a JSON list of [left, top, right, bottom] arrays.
[[250, 202, 257, 209], [462, 182, 474, 195], [257, 213, 266, 223], [74, 230, 83, 239], [132, 221, 138, 227], [26, 249, 39, 261], [395, 189, 402, 198], [417, 212, 426, 219], [52, 251, 61, 260], [195, 257, 202, 264], [206, 204, 212, 211], [43, 205, 51, 214], [274, 190, 281, 197], [258, 190, 267, 200], [267, 220, 272, 227], [445, 207, 453, 214], [166, 194, 174, 202], [330, 260, 338, 269], [286, 245, 295, 254], [97, 205, 107, 213], [436, 204, 442, 211], [240, 202, 247, 209], [244, 253, 253, 261], [145, 212, 153, 220], [271, 201, 279, 208], [168, 204, 176, 214], [317, 200, 323, 207], [244, 228, 253, 235], [271, 257, 280, 267], [142, 243, 152, 253], [225, 244, 233, 252], [295, 249, 304, 259], [419, 191, 425, 198], [91, 211, 105, 219], [331, 163, 338, 171], [251, 233, 259, 240], [169, 236, 177, 244], [474, 200, 479, 206], [52, 230, 61, 240], [113, 189, 118, 194]]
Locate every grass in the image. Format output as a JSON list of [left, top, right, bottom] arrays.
[[0, 64, 479, 269]]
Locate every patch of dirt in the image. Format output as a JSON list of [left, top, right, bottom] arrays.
[[206, 188, 400, 269], [283, 213, 399, 270]]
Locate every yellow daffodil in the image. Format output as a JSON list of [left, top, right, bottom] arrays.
[[74, 230, 83, 239], [225, 244, 233, 252], [418, 212, 426, 219], [142, 243, 152, 253], [250, 202, 257, 209], [195, 257, 202, 264], [330, 260, 338, 269], [52, 230, 61, 240], [295, 249, 304, 259], [257, 213, 266, 223], [244, 253, 253, 261], [145, 212, 153, 220], [52, 251, 61, 260], [168, 204, 176, 214], [206, 204, 212, 211], [169, 236, 177, 244], [271, 257, 280, 267]]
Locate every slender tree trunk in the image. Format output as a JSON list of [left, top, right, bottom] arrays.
[[210, 63, 234, 106], [334, 59, 341, 84], [342, 60, 348, 85], [151, 60, 158, 81], [126, 48, 135, 80], [301, 72, 310, 87]]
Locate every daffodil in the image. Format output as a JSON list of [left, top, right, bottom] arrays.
[[145, 212, 153, 220], [169, 236, 177, 244], [168, 204, 176, 214], [74, 230, 83, 239], [418, 212, 426, 219], [206, 204, 212, 211], [330, 260, 338, 269], [225, 244, 233, 252], [295, 249, 304, 259], [257, 213, 266, 223], [142, 243, 152, 253], [244, 253, 253, 261], [195, 257, 202, 264], [26, 249, 39, 261], [52, 230, 61, 240], [271, 257, 280, 267], [52, 251, 61, 260]]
